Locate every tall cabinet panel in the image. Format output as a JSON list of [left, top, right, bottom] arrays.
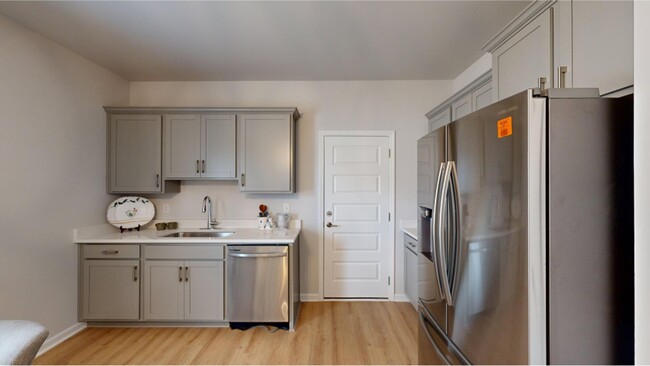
[[202, 114, 237, 179], [572, 1, 633, 94], [109, 114, 162, 193], [164, 115, 202, 179], [238, 114, 295, 193], [492, 9, 553, 100], [82, 260, 140, 320]]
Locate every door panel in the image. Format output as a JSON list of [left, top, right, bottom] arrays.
[[202, 114, 236, 179], [184, 261, 224, 321], [110, 115, 161, 192], [165, 114, 201, 178], [144, 260, 184, 320], [445, 92, 529, 364], [324, 135, 390, 298], [83, 260, 139, 320]]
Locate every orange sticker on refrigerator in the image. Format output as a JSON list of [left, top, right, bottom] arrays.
[[497, 117, 513, 138]]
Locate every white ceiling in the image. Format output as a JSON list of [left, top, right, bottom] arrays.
[[0, 1, 530, 81]]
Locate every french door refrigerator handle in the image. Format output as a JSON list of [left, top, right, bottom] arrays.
[[432, 162, 447, 299], [448, 161, 463, 304], [419, 311, 452, 365], [437, 161, 454, 306]]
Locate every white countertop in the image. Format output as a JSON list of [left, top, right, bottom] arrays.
[[400, 219, 417, 240], [75, 219, 301, 245]]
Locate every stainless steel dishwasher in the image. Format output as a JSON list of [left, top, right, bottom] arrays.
[[226, 245, 290, 329]]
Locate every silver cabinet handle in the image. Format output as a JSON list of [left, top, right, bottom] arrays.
[[179, 266, 183, 282], [558, 66, 568, 88], [228, 252, 287, 258], [156, 174, 160, 188], [101, 250, 119, 255], [201, 160, 205, 174], [241, 173, 245, 187], [185, 266, 189, 282], [326, 222, 338, 228], [196, 160, 200, 174], [133, 266, 138, 282]]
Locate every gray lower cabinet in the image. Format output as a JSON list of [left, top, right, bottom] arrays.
[[143, 245, 225, 321], [238, 113, 296, 193], [404, 234, 418, 309], [108, 114, 165, 193], [452, 94, 472, 121], [82, 259, 140, 320], [164, 114, 236, 180], [80, 244, 225, 323]]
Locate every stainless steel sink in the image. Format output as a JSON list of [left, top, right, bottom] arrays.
[[164, 231, 234, 238]]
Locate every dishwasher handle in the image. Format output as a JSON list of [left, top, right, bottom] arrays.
[[228, 252, 287, 258]]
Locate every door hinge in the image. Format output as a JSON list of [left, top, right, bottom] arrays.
[[388, 276, 391, 285], [388, 212, 391, 222], [388, 149, 391, 158]]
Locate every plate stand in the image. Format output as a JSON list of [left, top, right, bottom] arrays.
[[120, 224, 141, 234]]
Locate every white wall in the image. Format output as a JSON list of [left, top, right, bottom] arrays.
[[130, 80, 452, 297], [0, 14, 129, 338], [635, 1, 650, 363]]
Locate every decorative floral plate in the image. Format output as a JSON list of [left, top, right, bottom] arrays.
[[107, 196, 155, 229]]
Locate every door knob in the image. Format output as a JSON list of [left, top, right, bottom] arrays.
[[326, 222, 338, 228]]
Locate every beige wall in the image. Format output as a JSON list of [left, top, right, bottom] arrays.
[[0, 14, 129, 337], [130, 80, 452, 297], [635, 2, 650, 363]]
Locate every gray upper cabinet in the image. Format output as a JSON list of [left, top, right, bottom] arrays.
[[426, 73, 492, 132], [571, 1, 633, 95], [164, 113, 236, 180], [472, 81, 493, 111], [492, 9, 553, 101], [202, 114, 237, 179], [428, 107, 452, 132], [485, 0, 633, 100], [238, 113, 296, 193], [108, 114, 164, 193], [452, 94, 472, 121]]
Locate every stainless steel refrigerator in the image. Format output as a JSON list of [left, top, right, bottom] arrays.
[[416, 89, 634, 364]]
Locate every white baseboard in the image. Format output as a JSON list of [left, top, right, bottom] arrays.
[[300, 293, 320, 302], [393, 294, 410, 302], [37, 322, 87, 357]]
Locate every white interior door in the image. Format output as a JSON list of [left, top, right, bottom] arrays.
[[323, 135, 391, 298]]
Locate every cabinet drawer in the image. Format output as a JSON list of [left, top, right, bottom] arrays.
[[144, 245, 224, 260], [404, 233, 418, 251], [83, 245, 140, 259]]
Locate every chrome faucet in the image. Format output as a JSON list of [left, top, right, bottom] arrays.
[[201, 196, 219, 230]]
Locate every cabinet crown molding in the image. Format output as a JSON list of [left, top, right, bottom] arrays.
[[482, 0, 556, 53], [104, 107, 300, 121]]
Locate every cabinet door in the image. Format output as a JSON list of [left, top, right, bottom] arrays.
[[572, 1, 633, 95], [472, 82, 493, 111], [144, 260, 184, 320], [164, 115, 201, 179], [404, 235, 418, 309], [492, 9, 553, 100], [239, 114, 294, 192], [452, 94, 472, 121], [82, 260, 139, 320], [428, 107, 452, 132], [201, 114, 237, 179], [109, 115, 162, 193], [184, 261, 225, 321]]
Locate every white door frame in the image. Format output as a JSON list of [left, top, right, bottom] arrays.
[[318, 130, 396, 301]]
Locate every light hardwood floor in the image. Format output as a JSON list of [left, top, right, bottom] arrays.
[[36, 302, 418, 365]]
